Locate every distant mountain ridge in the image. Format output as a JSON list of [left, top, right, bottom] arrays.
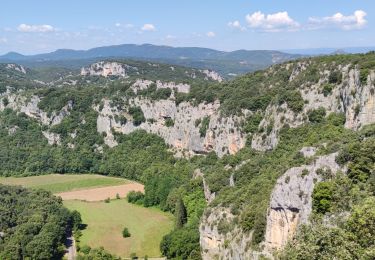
[[0, 44, 302, 77]]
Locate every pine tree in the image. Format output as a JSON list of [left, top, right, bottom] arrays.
[[175, 197, 187, 228]]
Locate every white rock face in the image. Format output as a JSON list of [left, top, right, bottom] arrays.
[[0, 94, 72, 145], [81, 61, 136, 77], [6, 63, 27, 74], [96, 98, 246, 157], [252, 67, 375, 151], [0, 94, 72, 126], [200, 207, 272, 260], [201, 69, 223, 82], [131, 79, 190, 94], [194, 169, 215, 203], [264, 153, 341, 251], [42, 131, 61, 145]]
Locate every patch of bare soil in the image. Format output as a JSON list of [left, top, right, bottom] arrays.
[[56, 183, 144, 201]]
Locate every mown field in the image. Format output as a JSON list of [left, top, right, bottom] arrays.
[[0, 174, 174, 258], [0, 174, 128, 193], [64, 199, 174, 258]]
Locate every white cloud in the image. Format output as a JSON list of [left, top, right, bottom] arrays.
[[0, 37, 7, 43], [115, 23, 134, 28], [308, 10, 367, 30], [228, 20, 246, 31], [17, 24, 55, 33], [246, 11, 299, 32], [206, 31, 216, 37], [141, 24, 156, 31]]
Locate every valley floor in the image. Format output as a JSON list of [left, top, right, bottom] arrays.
[[0, 174, 173, 258]]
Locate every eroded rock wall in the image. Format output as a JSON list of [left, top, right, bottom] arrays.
[[95, 97, 246, 157], [264, 152, 342, 250]]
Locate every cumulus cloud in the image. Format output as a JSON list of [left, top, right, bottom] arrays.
[[228, 20, 246, 31], [246, 11, 299, 32], [308, 10, 367, 30], [141, 24, 156, 31], [206, 31, 216, 37], [17, 24, 55, 33]]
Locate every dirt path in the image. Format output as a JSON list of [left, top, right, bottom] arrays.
[[56, 183, 144, 201], [64, 232, 76, 260]]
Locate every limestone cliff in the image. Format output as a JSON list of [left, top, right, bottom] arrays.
[[264, 151, 342, 251], [81, 61, 137, 77], [252, 65, 375, 151], [95, 98, 246, 157]]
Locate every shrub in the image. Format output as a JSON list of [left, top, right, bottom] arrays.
[[308, 107, 326, 123], [279, 90, 305, 113], [104, 197, 110, 203], [199, 116, 210, 137], [127, 191, 145, 205], [328, 71, 342, 84], [312, 181, 334, 214], [2, 97, 9, 106], [129, 106, 145, 126], [165, 118, 174, 127], [123, 227, 131, 238], [322, 84, 334, 96]]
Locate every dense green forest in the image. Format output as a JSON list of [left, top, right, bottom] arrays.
[[0, 185, 81, 259]]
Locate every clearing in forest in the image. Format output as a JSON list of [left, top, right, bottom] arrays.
[[64, 199, 173, 258]]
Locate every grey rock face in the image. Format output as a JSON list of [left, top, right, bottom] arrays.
[[96, 97, 246, 157], [252, 66, 375, 151], [264, 152, 341, 250], [80, 61, 137, 77]]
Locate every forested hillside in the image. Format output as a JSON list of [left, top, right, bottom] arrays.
[[0, 52, 375, 259], [0, 185, 80, 259]]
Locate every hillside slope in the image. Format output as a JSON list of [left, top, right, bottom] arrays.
[[0, 53, 375, 259], [0, 44, 302, 78]]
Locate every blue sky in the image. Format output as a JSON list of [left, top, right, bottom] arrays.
[[0, 0, 374, 54]]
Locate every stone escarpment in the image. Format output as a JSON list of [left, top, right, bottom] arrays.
[[131, 79, 190, 94], [264, 150, 342, 251], [252, 65, 375, 151], [6, 63, 27, 74], [199, 150, 343, 259], [0, 94, 72, 126], [96, 98, 246, 157], [0, 93, 72, 144], [80, 61, 137, 77], [200, 207, 262, 260]]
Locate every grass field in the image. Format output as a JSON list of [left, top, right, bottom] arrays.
[[0, 174, 128, 193], [64, 199, 174, 258]]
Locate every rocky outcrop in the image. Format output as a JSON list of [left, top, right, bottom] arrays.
[[0, 94, 72, 145], [201, 69, 223, 82], [95, 98, 246, 157], [251, 104, 304, 151], [42, 131, 61, 145], [6, 63, 27, 74], [81, 61, 137, 77], [132, 79, 190, 94], [0, 94, 72, 126], [200, 207, 272, 260], [252, 66, 375, 151], [264, 152, 341, 251], [200, 207, 251, 260], [194, 169, 215, 203]]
